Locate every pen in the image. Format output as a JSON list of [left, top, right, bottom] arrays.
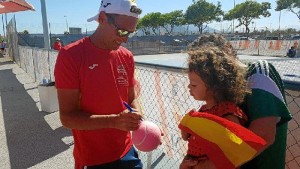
[[123, 101, 143, 121], [123, 101, 134, 112]]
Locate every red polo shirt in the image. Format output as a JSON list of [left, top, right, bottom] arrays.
[[54, 37, 135, 166]]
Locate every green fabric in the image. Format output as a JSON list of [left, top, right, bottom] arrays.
[[245, 61, 292, 124], [240, 61, 292, 169], [241, 124, 288, 169], [246, 89, 292, 125], [247, 61, 286, 100]]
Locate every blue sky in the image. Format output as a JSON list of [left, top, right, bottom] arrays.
[[2, 0, 299, 35]]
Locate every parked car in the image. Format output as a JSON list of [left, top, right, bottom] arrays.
[[265, 36, 281, 40], [291, 36, 300, 40], [228, 37, 254, 41], [239, 37, 255, 40]]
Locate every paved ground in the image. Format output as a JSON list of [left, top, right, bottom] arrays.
[[0, 56, 74, 169]]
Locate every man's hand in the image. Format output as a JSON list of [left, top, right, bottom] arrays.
[[113, 110, 142, 131]]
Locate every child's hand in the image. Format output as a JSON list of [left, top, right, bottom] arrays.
[[180, 157, 198, 169], [180, 156, 216, 169], [181, 130, 191, 141]]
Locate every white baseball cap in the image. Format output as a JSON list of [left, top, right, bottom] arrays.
[[87, 0, 141, 22]]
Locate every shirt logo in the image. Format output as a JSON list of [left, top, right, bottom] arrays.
[[116, 65, 129, 86], [89, 64, 98, 70], [117, 65, 127, 75]]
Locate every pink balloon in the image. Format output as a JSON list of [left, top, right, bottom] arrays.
[[132, 120, 161, 152]]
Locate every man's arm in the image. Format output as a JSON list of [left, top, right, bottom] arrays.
[[248, 116, 279, 151], [57, 88, 142, 131]]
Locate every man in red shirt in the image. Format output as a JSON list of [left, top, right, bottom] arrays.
[[53, 38, 62, 51], [54, 0, 144, 168]]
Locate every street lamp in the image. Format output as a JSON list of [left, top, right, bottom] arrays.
[[40, 0, 50, 49], [232, 0, 236, 34], [64, 15, 69, 33]]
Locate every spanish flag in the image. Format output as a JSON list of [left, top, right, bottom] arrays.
[[179, 110, 266, 169]]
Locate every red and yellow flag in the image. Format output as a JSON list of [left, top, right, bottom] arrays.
[[179, 110, 266, 169]]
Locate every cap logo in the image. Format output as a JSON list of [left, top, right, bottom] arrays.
[[130, 0, 136, 3], [103, 2, 111, 8], [130, 5, 142, 14]]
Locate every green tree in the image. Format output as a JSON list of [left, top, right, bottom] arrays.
[[160, 10, 185, 35], [276, 0, 300, 20], [137, 18, 151, 36], [19, 30, 29, 34], [285, 28, 298, 36], [23, 30, 29, 34], [224, 0, 271, 38], [141, 12, 163, 35], [185, 0, 223, 34]]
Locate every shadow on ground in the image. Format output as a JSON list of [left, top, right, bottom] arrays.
[[0, 60, 14, 66], [0, 67, 72, 169]]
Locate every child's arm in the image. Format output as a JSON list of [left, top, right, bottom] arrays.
[[222, 114, 242, 125]]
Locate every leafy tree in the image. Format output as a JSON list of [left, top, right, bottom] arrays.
[[160, 10, 185, 35], [284, 28, 298, 36], [23, 30, 29, 34], [276, 0, 300, 20], [141, 12, 163, 35], [224, 0, 271, 38], [185, 0, 223, 34], [137, 18, 151, 36], [19, 30, 29, 34]]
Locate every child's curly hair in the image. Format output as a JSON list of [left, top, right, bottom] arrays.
[[187, 35, 250, 104]]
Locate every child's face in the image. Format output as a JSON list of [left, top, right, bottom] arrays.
[[187, 71, 210, 101]]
